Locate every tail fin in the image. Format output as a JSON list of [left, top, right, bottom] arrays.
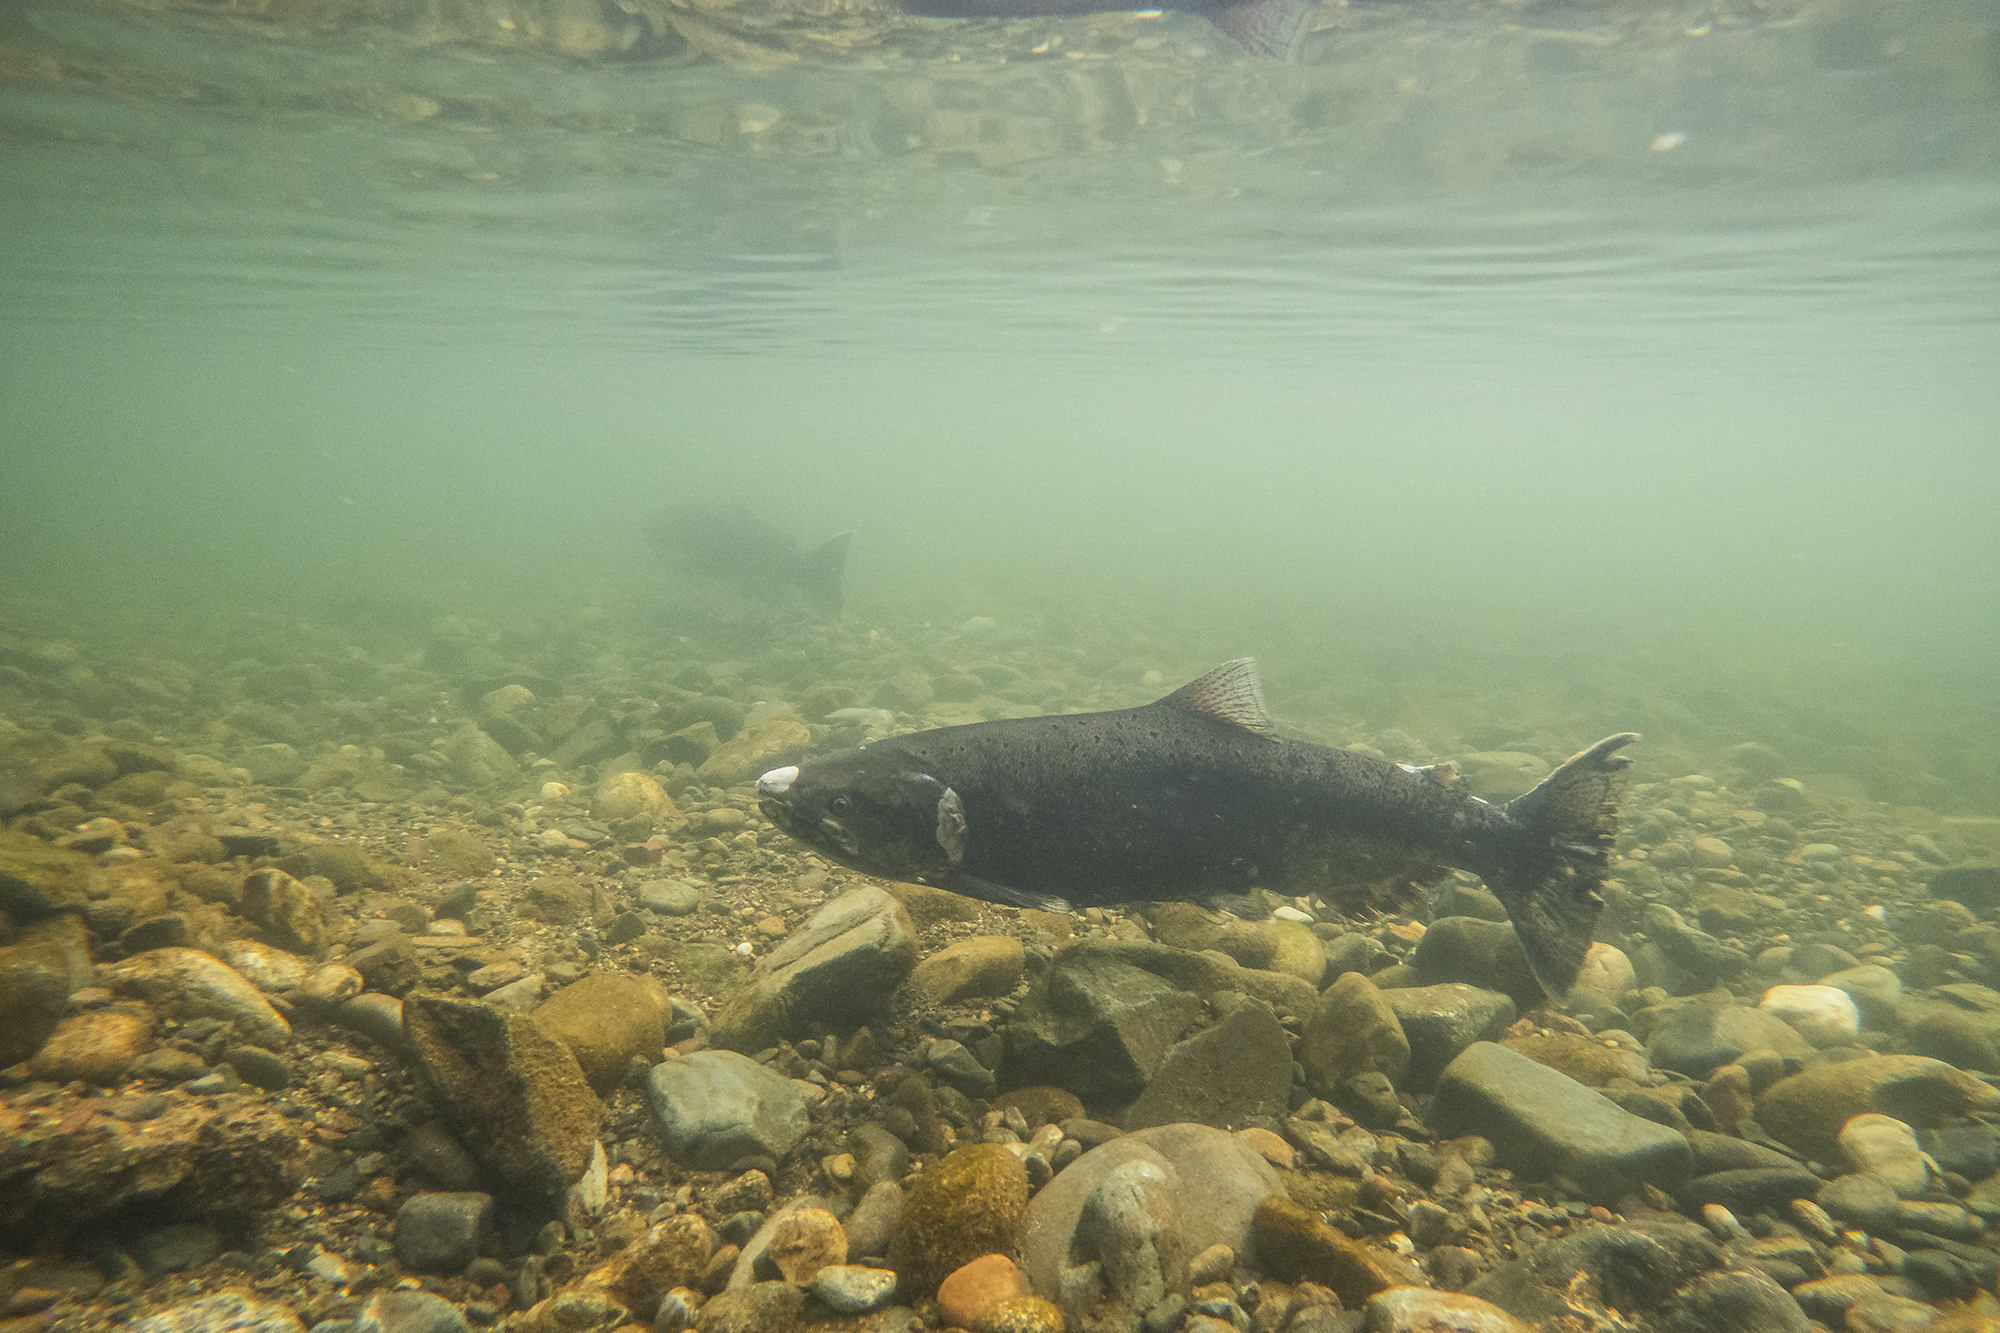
[[795, 532, 853, 617], [1203, 0, 1315, 58], [1494, 732, 1639, 999]]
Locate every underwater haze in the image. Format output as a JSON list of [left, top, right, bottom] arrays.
[[18, 0, 2000, 1325], [3, 0, 1999, 810]]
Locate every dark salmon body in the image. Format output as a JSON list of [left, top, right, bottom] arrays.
[[646, 505, 853, 617], [758, 660, 1635, 997]]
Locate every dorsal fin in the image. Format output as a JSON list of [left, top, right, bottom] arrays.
[[1159, 658, 1273, 734]]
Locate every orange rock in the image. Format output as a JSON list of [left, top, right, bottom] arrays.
[[937, 1254, 1029, 1329], [766, 1207, 846, 1285]]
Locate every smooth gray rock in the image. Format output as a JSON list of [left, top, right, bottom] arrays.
[[334, 993, 405, 1049], [1644, 999, 1812, 1078], [1410, 917, 1541, 1009], [130, 1223, 222, 1275], [1123, 999, 1291, 1131], [1020, 1124, 1281, 1301], [1659, 1269, 1808, 1333], [394, 1192, 493, 1274], [646, 1051, 809, 1170], [1002, 952, 1204, 1107], [1642, 903, 1749, 986], [711, 888, 918, 1052], [809, 1266, 898, 1314], [1430, 1042, 1692, 1203], [841, 1181, 903, 1261], [1382, 984, 1516, 1091], [1816, 1173, 1902, 1234], [637, 879, 702, 916], [926, 1039, 996, 1100], [847, 1122, 910, 1194], [1676, 1169, 1825, 1217], [1074, 1159, 1185, 1323]]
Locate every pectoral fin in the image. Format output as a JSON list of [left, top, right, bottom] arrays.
[[936, 786, 968, 865]]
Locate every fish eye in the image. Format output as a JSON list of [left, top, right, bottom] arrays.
[[830, 796, 851, 813]]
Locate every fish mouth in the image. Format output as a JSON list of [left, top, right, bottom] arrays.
[[756, 766, 860, 859]]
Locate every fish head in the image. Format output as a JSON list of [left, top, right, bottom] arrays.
[[758, 750, 962, 881]]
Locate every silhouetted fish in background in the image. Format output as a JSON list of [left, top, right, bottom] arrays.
[[759, 659, 1637, 997], [646, 505, 853, 617], [901, 0, 1327, 60]]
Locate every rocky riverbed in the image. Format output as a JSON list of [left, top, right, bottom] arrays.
[[5, 594, 2000, 1333]]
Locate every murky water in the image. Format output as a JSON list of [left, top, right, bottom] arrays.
[[2, 0, 1998, 810]]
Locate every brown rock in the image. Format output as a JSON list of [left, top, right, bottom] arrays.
[[28, 1009, 155, 1084], [0, 1087, 307, 1241], [1252, 1196, 1412, 1309], [581, 1215, 716, 1318], [712, 888, 918, 1053], [995, 1087, 1086, 1128], [937, 1254, 1030, 1329], [1365, 1287, 1535, 1332], [222, 941, 310, 994], [973, 1296, 1065, 1333], [240, 869, 326, 954], [1298, 972, 1408, 1097], [101, 947, 291, 1049], [887, 1144, 1030, 1298], [883, 882, 989, 931], [1499, 1031, 1651, 1086], [348, 933, 423, 995], [0, 829, 93, 920], [535, 971, 671, 1096], [697, 719, 811, 787], [695, 1282, 802, 1333], [908, 937, 1026, 1006], [1235, 1127, 1294, 1170], [1756, 1054, 2000, 1164], [765, 1207, 846, 1285], [594, 772, 676, 826], [404, 991, 603, 1197], [0, 931, 87, 1066], [518, 1291, 629, 1333]]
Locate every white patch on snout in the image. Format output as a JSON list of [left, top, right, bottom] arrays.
[[757, 766, 799, 795]]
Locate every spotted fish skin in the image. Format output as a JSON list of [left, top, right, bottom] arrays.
[[758, 659, 1636, 997]]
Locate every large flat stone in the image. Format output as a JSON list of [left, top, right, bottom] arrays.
[[1429, 1041, 1692, 1203]]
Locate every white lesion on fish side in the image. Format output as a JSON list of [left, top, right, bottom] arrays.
[[758, 766, 799, 795]]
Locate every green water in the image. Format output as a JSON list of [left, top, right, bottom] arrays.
[[2, 0, 1998, 813]]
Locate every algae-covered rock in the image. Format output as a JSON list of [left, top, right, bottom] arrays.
[[1252, 1196, 1414, 1308], [1756, 1054, 2000, 1164], [907, 936, 1026, 1006], [886, 1144, 1030, 1298], [712, 887, 917, 1052], [404, 992, 603, 1197], [594, 771, 676, 825], [1298, 971, 1409, 1096], [0, 828, 93, 920], [698, 718, 811, 786], [535, 971, 670, 1096]]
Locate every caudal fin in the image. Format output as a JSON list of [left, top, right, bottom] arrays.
[[795, 532, 853, 617], [1203, 0, 1315, 58], [1494, 732, 1639, 999]]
